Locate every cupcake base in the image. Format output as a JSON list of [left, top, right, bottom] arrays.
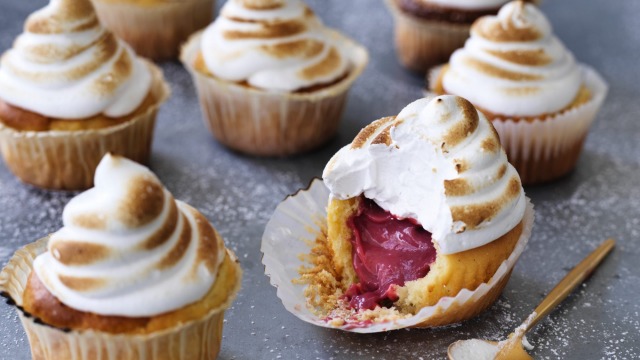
[[0, 61, 169, 191], [385, 0, 471, 73], [22, 310, 223, 360], [0, 237, 240, 360], [500, 134, 587, 185], [414, 269, 512, 327], [427, 64, 609, 185], [92, 0, 214, 60], [261, 179, 534, 333], [180, 31, 368, 157]]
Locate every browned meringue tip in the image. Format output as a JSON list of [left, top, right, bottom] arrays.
[[0, 60, 170, 191], [472, 5, 543, 43], [26, 0, 98, 35], [237, 0, 285, 10]]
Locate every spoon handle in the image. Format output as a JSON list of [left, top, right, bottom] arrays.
[[526, 238, 616, 332]]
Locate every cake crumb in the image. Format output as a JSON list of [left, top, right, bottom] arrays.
[[293, 224, 344, 316], [294, 225, 412, 326]]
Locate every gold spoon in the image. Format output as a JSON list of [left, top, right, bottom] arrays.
[[448, 238, 616, 360]]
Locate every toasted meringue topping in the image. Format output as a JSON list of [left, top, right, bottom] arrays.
[[420, 0, 509, 11], [238, 0, 285, 10], [33, 155, 226, 317], [442, 1, 581, 116], [323, 95, 526, 254], [200, 0, 351, 91], [0, 0, 151, 119]]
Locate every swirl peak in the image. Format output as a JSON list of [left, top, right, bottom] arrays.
[[25, 0, 97, 34], [33, 155, 226, 317], [473, 1, 550, 42], [324, 95, 525, 254], [237, 0, 285, 10], [201, 0, 351, 91], [0, 0, 152, 119], [442, 0, 581, 116]]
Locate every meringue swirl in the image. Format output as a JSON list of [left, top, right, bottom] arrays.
[[442, 1, 581, 116], [0, 0, 152, 119], [33, 154, 226, 317], [323, 95, 526, 254], [200, 0, 351, 91]]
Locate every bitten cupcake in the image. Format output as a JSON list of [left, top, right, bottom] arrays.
[[0, 154, 242, 359], [262, 95, 534, 331], [385, 0, 511, 72], [0, 0, 169, 190], [91, 0, 214, 60], [428, 1, 608, 184], [181, 0, 368, 156]]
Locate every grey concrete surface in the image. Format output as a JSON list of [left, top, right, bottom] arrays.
[[0, 1, 638, 359]]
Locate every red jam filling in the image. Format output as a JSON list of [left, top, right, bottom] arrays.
[[345, 197, 436, 311]]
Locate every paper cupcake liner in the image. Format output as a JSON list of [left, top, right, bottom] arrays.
[[0, 61, 170, 191], [261, 179, 534, 333], [384, 0, 471, 73], [180, 31, 369, 157], [0, 237, 240, 360], [92, 0, 214, 60], [427, 64, 608, 185]]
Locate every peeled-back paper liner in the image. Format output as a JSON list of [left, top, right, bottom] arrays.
[[180, 31, 369, 156], [261, 179, 534, 333], [0, 60, 170, 191], [0, 237, 241, 360], [92, 0, 214, 60], [426, 64, 608, 163], [384, 0, 471, 72]]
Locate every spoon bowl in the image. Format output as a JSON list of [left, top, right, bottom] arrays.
[[448, 339, 498, 360]]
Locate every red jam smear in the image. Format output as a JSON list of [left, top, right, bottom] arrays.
[[345, 197, 436, 311]]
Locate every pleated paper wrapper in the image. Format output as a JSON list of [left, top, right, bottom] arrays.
[[261, 179, 534, 333], [426, 64, 608, 184], [385, 0, 471, 73]]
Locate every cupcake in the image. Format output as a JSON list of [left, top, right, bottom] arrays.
[[385, 0, 511, 72], [0, 154, 242, 359], [428, 1, 608, 184], [91, 0, 214, 60], [0, 0, 170, 190], [181, 0, 368, 156], [262, 95, 534, 331]]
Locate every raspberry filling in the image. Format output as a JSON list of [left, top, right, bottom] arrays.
[[345, 197, 436, 311]]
